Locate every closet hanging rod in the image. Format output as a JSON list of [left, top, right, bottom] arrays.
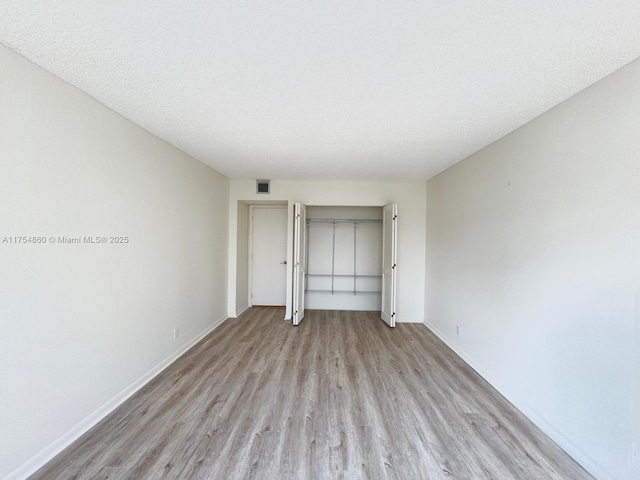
[[306, 218, 382, 224]]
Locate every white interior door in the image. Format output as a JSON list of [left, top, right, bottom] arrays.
[[381, 204, 397, 327], [251, 206, 288, 306], [292, 203, 307, 325]]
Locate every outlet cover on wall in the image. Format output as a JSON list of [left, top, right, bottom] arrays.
[[456, 325, 461, 337], [173, 327, 180, 339]]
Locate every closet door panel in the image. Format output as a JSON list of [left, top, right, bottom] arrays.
[[292, 203, 307, 325], [381, 204, 397, 327]]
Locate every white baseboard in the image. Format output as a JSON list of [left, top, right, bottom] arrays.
[[424, 321, 614, 480], [235, 304, 250, 317], [5, 314, 228, 480]]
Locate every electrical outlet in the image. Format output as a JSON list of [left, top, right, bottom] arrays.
[[173, 327, 180, 339], [456, 325, 461, 337]]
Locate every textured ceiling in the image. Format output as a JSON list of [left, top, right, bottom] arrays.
[[2, 1, 640, 181]]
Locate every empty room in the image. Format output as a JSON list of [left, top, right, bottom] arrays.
[[1, 2, 639, 480]]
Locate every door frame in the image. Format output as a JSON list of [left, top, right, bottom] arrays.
[[248, 205, 288, 307]]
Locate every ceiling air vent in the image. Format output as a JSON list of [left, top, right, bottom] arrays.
[[256, 179, 270, 194]]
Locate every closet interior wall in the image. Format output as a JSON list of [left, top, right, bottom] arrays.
[[305, 206, 383, 311]]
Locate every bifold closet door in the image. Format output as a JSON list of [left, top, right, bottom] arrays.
[[381, 204, 397, 327], [292, 203, 307, 326]]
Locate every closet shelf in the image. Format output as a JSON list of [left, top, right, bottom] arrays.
[[306, 289, 382, 295], [307, 218, 382, 224]]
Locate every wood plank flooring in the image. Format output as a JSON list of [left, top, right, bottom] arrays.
[[30, 308, 594, 479]]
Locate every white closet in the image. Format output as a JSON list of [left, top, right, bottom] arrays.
[[305, 206, 383, 311]]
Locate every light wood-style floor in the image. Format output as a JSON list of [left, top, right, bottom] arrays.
[[31, 308, 593, 480]]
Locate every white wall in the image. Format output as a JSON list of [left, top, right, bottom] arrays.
[[0, 45, 230, 479], [228, 180, 426, 323], [426, 57, 640, 480]]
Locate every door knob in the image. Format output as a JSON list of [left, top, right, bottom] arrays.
[[280, 261, 287, 265]]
